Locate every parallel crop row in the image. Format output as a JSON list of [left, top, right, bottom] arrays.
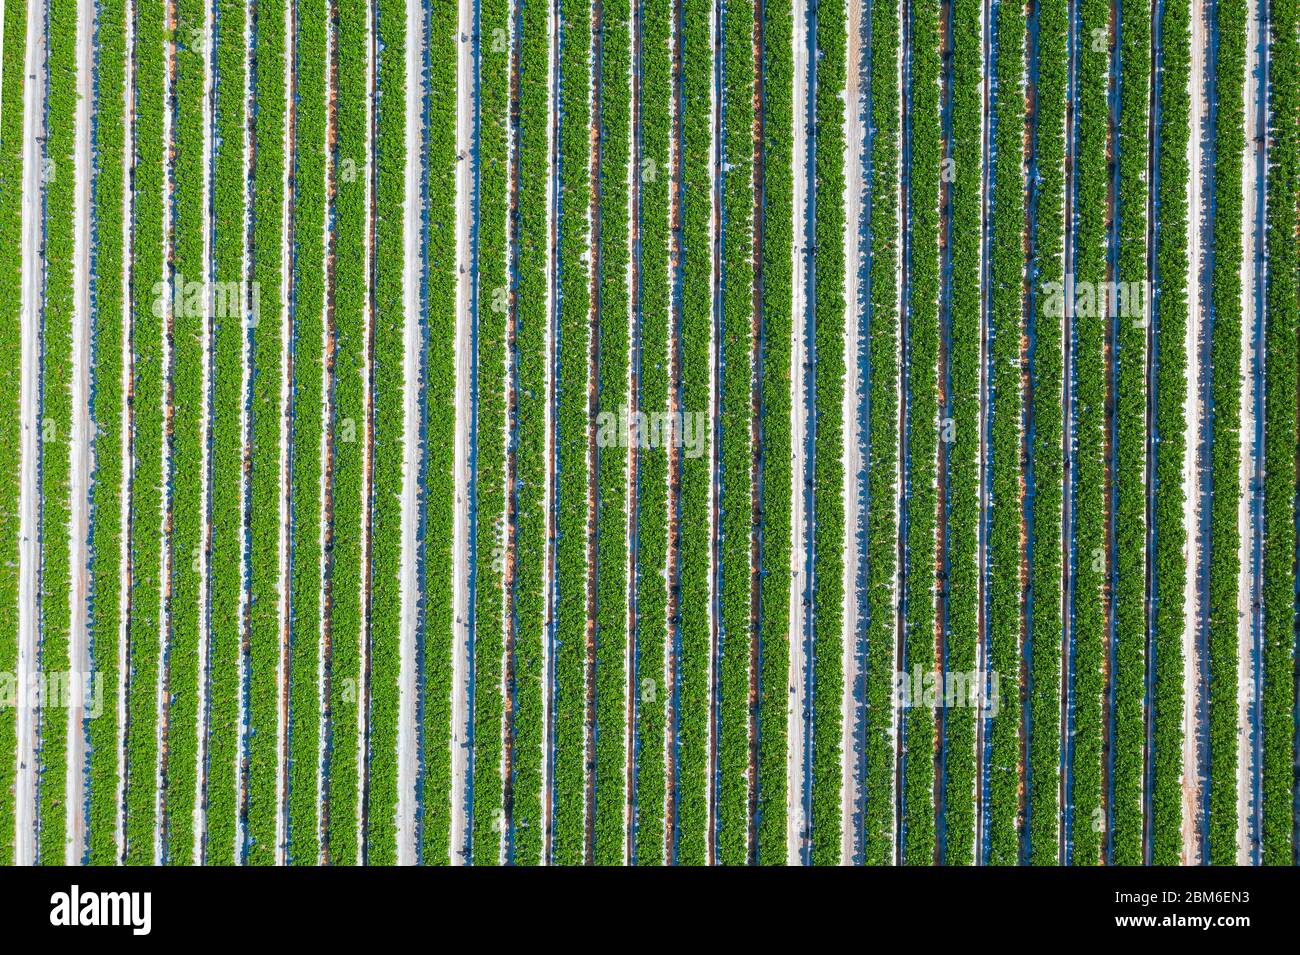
[[1026, 0, 1067, 864], [247, 0, 289, 865], [861, 0, 899, 865], [900, 0, 939, 866], [1112, 0, 1149, 864], [632, 0, 671, 865], [510, 0, 549, 864], [88, 0, 128, 865], [421, 0, 457, 864], [552, 0, 593, 865], [1205, 0, 1246, 864], [755, 0, 792, 866], [985, 0, 1024, 865], [205, 0, 247, 865], [288, 0, 325, 866], [367, 0, 406, 865], [593, 0, 632, 865], [1150, 0, 1191, 865], [716, 0, 756, 865], [676, 0, 712, 865], [809, 0, 846, 866], [1261, 0, 1298, 866], [470, 0, 511, 866], [164, 0, 206, 865], [326, 0, 368, 865], [0, 0, 26, 868], [37, 0, 78, 864], [943, 0, 980, 866], [1068, 0, 1108, 866], [124, 0, 166, 865]]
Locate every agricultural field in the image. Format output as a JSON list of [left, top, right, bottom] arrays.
[[1, 0, 1298, 867]]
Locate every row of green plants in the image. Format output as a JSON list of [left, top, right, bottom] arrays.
[[422, 0, 457, 865], [365, 0, 408, 865], [470, 0, 511, 867], [1150, 0, 1191, 865], [633, 0, 672, 864], [861, 0, 900, 865], [754, 0, 792, 867], [245, 0, 290, 866], [1261, 0, 1298, 866], [88, 0, 128, 866], [1205, 0, 1246, 865], [808, 0, 846, 866], [942, 0, 981, 866], [677, 0, 713, 866], [36, 0, 78, 864], [510, 0, 549, 864], [287, 0, 327, 866], [326, 0, 369, 865], [593, 0, 632, 865], [899, 0, 939, 867], [716, 0, 756, 866], [1026, 0, 1067, 865], [0, 0, 25, 869], [552, 0, 594, 865], [1068, 0, 1108, 866], [124, 0, 167, 865], [1111, 0, 1149, 864], [162, 0, 207, 865], [204, 0, 248, 866], [985, 0, 1024, 865]]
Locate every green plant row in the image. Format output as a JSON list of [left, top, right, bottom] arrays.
[[633, 0, 671, 864], [124, 0, 166, 865], [326, 0, 368, 865], [364, 0, 406, 865], [0, 0, 27, 869], [754, 0, 792, 867], [286, 0, 326, 865], [552, 0, 593, 865], [1261, 0, 1298, 866], [943, 0, 981, 866], [88, 0, 128, 865], [808, 0, 846, 867], [36, 0, 78, 865], [470, 0, 510, 867], [510, 0, 548, 865], [1148, 0, 1190, 865], [985, 0, 1024, 866], [1068, 0, 1107, 866], [204, 0, 247, 865], [900, 0, 939, 867], [716, 0, 755, 866], [676, 0, 712, 866], [1026, 0, 1067, 865], [861, 0, 900, 866], [593, 0, 632, 865], [1205, 0, 1246, 866], [242, 0, 289, 866], [162, 0, 206, 865], [1111, 0, 1149, 864], [421, 0, 457, 865]]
